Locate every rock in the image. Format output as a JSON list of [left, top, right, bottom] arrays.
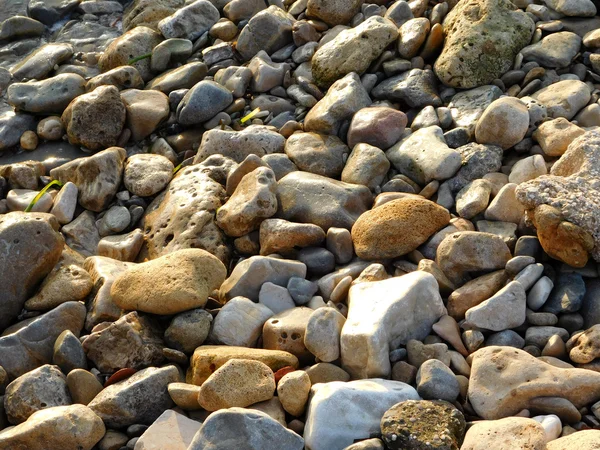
[[416, 359, 460, 402], [304, 379, 420, 450], [530, 80, 591, 120], [53, 330, 87, 373], [164, 308, 212, 353], [50, 147, 126, 212], [285, 132, 349, 179], [262, 307, 313, 362], [475, 97, 529, 150], [341, 143, 390, 190], [135, 409, 201, 450], [123, 154, 172, 198], [66, 369, 103, 405], [445, 143, 503, 193], [304, 307, 346, 362], [567, 324, 600, 363], [259, 219, 326, 256], [386, 126, 462, 185], [99, 27, 163, 82], [305, 72, 371, 135], [447, 270, 508, 319], [158, 0, 219, 40], [352, 198, 450, 260], [10, 43, 73, 81], [188, 407, 304, 450], [50, 182, 78, 225], [544, 272, 586, 314], [464, 281, 526, 331], [89, 365, 180, 428], [4, 364, 71, 424], [176, 80, 232, 125], [306, 0, 362, 25], [277, 171, 372, 231], [372, 69, 442, 108], [347, 107, 407, 150], [187, 345, 298, 385], [123, 0, 184, 31], [219, 255, 306, 301], [0, 212, 64, 330], [509, 154, 547, 184], [484, 183, 525, 224], [380, 400, 466, 450], [456, 179, 492, 219], [469, 346, 600, 419], [521, 32, 581, 68], [236, 6, 294, 61], [0, 112, 37, 151], [209, 297, 273, 347], [8, 74, 86, 115], [434, 0, 534, 88], [86, 66, 145, 92], [341, 272, 446, 379], [111, 248, 225, 315], [0, 16, 44, 40], [533, 118, 585, 157], [311, 17, 398, 87], [198, 359, 275, 411], [277, 370, 311, 416], [216, 167, 277, 237], [0, 404, 105, 450], [82, 311, 164, 373], [547, 430, 600, 450], [120, 90, 169, 142], [436, 231, 512, 286], [460, 417, 546, 450]]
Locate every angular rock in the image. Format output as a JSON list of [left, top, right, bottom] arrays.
[[176, 80, 232, 125], [372, 69, 442, 108], [158, 0, 219, 41], [236, 6, 295, 61], [465, 281, 527, 331], [209, 297, 273, 347]]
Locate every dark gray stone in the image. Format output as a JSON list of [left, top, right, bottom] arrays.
[[176, 80, 233, 125], [543, 273, 586, 314], [444, 143, 503, 193]]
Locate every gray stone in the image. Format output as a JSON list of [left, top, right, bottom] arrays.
[[177, 80, 232, 125], [285, 132, 349, 178], [236, 6, 295, 61], [53, 330, 87, 373], [543, 273, 586, 314], [210, 297, 273, 347], [10, 43, 73, 81], [372, 69, 441, 108], [0, 111, 36, 151], [165, 308, 212, 353], [158, 0, 220, 40], [444, 143, 503, 193], [416, 359, 460, 402], [28, 0, 79, 25], [7, 74, 86, 115], [521, 32, 581, 68]]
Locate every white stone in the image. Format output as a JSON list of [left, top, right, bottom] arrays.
[[484, 183, 525, 224], [514, 263, 544, 291], [304, 379, 420, 450], [210, 296, 273, 347], [340, 271, 446, 379], [258, 282, 296, 314], [532, 414, 562, 443], [527, 276, 554, 310], [50, 182, 78, 224], [465, 281, 526, 331], [134, 409, 201, 450], [508, 154, 547, 184], [6, 189, 53, 212], [304, 307, 346, 362]]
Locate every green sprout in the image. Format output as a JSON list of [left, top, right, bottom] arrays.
[[25, 180, 64, 212], [128, 53, 152, 65], [240, 107, 261, 124]]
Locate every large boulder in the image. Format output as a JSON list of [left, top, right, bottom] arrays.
[[434, 0, 535, 88], [468, 346, 600, 419], [304, 379, 420, 450], [341, 272, 446, 379], [0, 212, 64, 331]]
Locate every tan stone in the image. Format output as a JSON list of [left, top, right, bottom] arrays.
[[567, 324, 600, 364], [305, 362, 350, 384], [198, 359, 275, 411], [461, 417, 546, 450], [277, 370, 311, 416], [259, 218, 326, 256], [447, 270, 508, 320], [547, 430, 600, 450], [111, 248, 226, 315], [263, 307, 314, 364], [120, 89, 169, 141], [168, 382, 201, 410], [134, 409, 201, 450], [533, 117, 585, 157], [351, 198, 450, 260], [187, 346, 298, 385], [66, 369, 103, 406]]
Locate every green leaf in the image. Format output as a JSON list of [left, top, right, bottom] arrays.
[[25, 180, 64, 213], [128, 53, 152, 65]]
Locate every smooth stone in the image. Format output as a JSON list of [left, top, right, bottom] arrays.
[[447, 270, 509, 320], [158, 0, 219, 41], [304, 307, 346, 362], [7, 74, 86, 114], [262, 307, 313, 363], [164, 308, 212, 353], [10, 43, 73, 81], [258, 282, 296, 314], [53, 330, 87, 373], [475, 97, 529, 150], [521, 32, 581, 68], [120, 90, 169, 142], [285, 132, 348, 178], [209, 297, 273, 347], [372, 69, 442, 108], [86, 68, 144, 93], [134, 409, 201, 450], [461, 417, 546, 450], [465, 281, 526, 331], [259, 219, 326, 256], [416, 359, 460, 402], [347, 106, 407, 150], [514, 263, 544, 291], [50, 182, 78, 224], [530, 80, 591, 120], [543, 273, 585, 314], [527, 276, 554, 310], [484, 183, 525, 224], [66, 369, 103, 406], [236, 6, 295, 61], [277, 370, 311, 417], [546, 430, 600, 449], [97, 229, 144, 262], [176, 80, 232, 125]]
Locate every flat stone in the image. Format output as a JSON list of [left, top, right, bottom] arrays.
[[530, 80, 591, 120], [465, 281, 527, 331], [285, 132, 349, 178], [135, 410, 201, 450], [259, 218, 326, 256], [10, 43, 73, 81], [372, 69, 442, 108], [158, 0, 219, 40], [8, 74, 86, 115], [475, 97, 529, 150], [209, 297, 273, 347], [461, 417, 546, 450], [521, 32, 581, 68]]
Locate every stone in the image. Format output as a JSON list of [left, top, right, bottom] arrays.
[[311, 17, 398, 87], [224, 0, 266, 22], [135, 409, 201, 450], [567, 325, 600, 363], [434, 0, 534, 88], [469, 346, 600, 419], [123, 0, 184, 31], [436, 231, 512, 286], [210, 297, 273, 347], [521, 32, 581, 68], [98, 229, 144, 262], [248, 51, 289, 93], [259, 282, 296, 313], [236, 6, 295, 61], [82, 312, 164, 373], [89, 365, 180, 428], [386, 126, 462, 185], [4, 364, 71, 424], [8, 74, 86, 115], [263, 307, 313, 363], [306, 0, 362, 25], [176, 80, 232, 125], [198, 359, 275, 411], [484, 183, 525, 224], [509, 154, 547, 185], [99, 27, 163, 82], [187, 346, 298, 385], [277, 370, 311, 416], [546, 0, 596, 16], [195, 125, 285, 163], [416, 359, 460, 402], [259, 219, 326, 256], [86, 66, 144, 93], [464, 281, 526, 331], [381, 400, 465, 450], [352, 197, 450, 260], [456, 179, 492, 219], [347, 107, 407, 150], [61, 212, 100, 258], [460, 417, 546, 450], [50, 182, 78, 225], [534, 118, 585, 157], [544, 272, 585, 314], [6, 189, 52, 212], [0, 16, 44, 40], [0, 404, 105, 450], [158, 0, 219, 40], [475, 97, 529, 150], [547, 430, 600, 449], [285, 132, 348, 178], [305, 72, 372, 135], [214, 66, 252, 98], [53, 330, 87, 373], [277, 171, 372, 231], [120, 90, 169, 142], [0, 212, 64, 330], [164, 308, 212, 354], [61, 85, 126, 151], [530, 80, 591, 120], [445, 143, 503, 194], [66, 369, 103, 406], [50, 147, 126, 212], [10, 43, 73, 81], [398, 18, 430, 59], [304, 379, 420, 450], [372, 69, 442, 108], [304, 307, 346, 362], [220, 255, 306, 301], [188, 408, 304, 450], [111, 248, 225, 314], [341, 272, 446, 379]]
